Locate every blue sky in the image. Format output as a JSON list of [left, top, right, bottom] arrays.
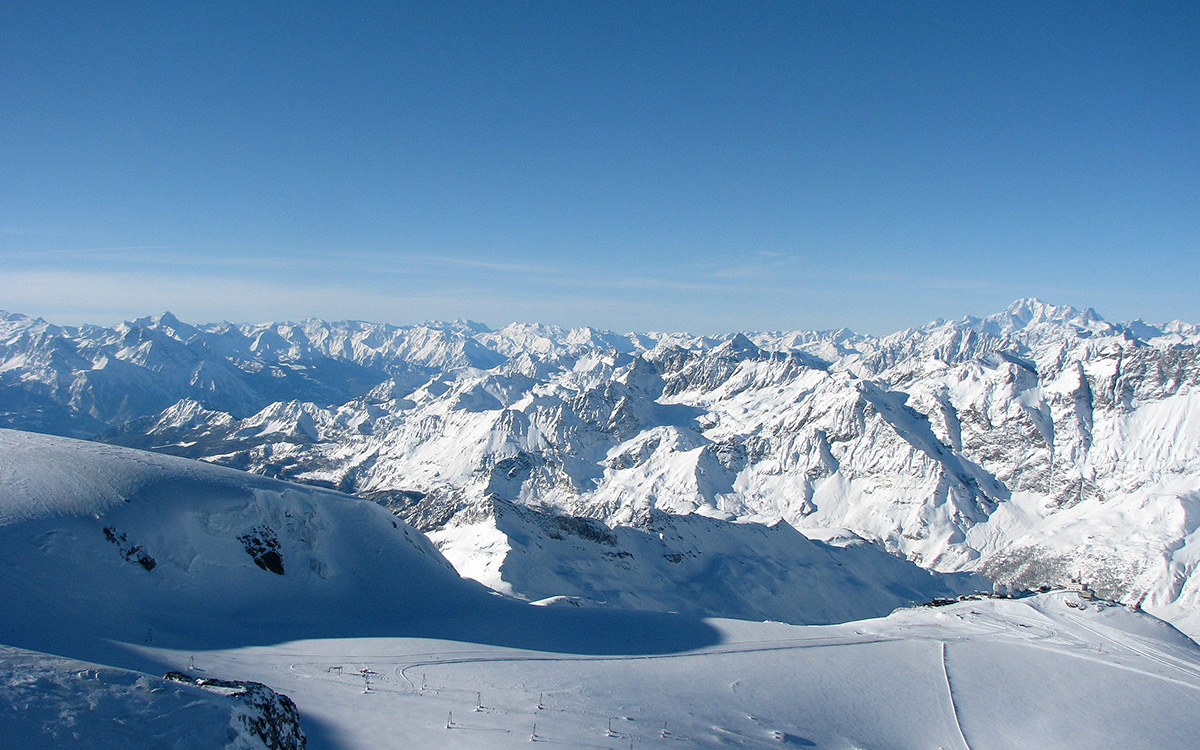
[[2, 2, 1197, 334]]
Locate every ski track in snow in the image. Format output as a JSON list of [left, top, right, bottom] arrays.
[[1058, 612, 1200, 686], [391, 634, 899, 688], [939, 641, 972, 750], [234, 609, 1200, 750], [280, 633, 903, 692]]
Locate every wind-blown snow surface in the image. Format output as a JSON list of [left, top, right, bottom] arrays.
[[4, 299, 1200, 635], [0, 645, 305, 750], [4, 429, 1200, 750], [202, 593, 1200, 750]]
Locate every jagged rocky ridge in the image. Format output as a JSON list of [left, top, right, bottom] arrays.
[[2, 300, 1199, 632], [163, 672, 306, 750]]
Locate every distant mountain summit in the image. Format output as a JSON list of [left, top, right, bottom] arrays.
[[977, 297, 1106, 334]]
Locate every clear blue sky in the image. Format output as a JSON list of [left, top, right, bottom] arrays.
[[3, 2, 1197, 334]]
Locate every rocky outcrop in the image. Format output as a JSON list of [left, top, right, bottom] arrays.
[[164, 671, 306, 750]]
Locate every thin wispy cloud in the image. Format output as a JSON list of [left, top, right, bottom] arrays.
[[708, 252, 799, 280], [3, 246, 553, 276], [0, 262, 767, 332], [611, 276, 733, 292], [37, 245, 184, 256], [398, 254, 560, 275], [0, 268, 512, 325]]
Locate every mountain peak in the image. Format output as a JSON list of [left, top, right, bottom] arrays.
[[126, 311, 200, 339], [1004, 297, 1101, 321], [715, 332, 763, 359], [452, 318, 492, 334], [970, 298, 1107, 336]]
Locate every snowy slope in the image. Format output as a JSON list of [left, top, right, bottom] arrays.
[[429, 498, 980, 623], [4, 429, 1200, 749], [157, 592, 1200, 750], [0, 429, 477, 660], [0, 429, 719, 660], [0, 645, 305, 750]]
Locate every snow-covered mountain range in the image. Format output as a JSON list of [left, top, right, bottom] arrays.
[[3, 299, 1199, 635]]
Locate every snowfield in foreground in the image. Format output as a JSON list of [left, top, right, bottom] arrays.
[[2, 429, 1199, 749], [174, 593, 1200, 750]]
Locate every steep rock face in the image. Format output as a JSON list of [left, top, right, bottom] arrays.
[[3, 301, 1200, 632]]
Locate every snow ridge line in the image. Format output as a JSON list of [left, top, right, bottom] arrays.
[[940, 641, 973, 750], [392, 635, 902, 691]]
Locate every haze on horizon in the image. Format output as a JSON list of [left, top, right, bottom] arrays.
[[2, 3, 1197, 335]]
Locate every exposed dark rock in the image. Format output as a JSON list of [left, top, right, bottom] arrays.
[[101, 526, 156, 570], [237, 525, 285, 575], [164, 671, 306, 750], [367, 487, 474, 532]]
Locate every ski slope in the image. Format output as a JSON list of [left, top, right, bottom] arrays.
[[150, 593, 1200, 750], [1, 429, 1199, 749]]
